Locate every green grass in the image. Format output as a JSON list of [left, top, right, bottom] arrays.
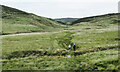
[[72, 13, 119, 25], [2, 24, 119, 70], [1, 5, 119, 70], [2, 49, 118, 70], [2, 5, 65, 34]]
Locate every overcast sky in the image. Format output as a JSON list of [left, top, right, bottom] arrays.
[[1, 0, 119, 18]]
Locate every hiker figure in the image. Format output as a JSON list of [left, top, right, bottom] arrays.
[[68, 44, 71, 51], [73, 43, 76, 51]]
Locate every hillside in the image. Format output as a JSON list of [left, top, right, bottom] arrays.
[[2, 12, 119, 70], [54, 18, 79, 24], [72, 13, 119, 26], [2, 5, 64, 34], [1, 5, 119, 70]]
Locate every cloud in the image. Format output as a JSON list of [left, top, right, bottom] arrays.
[[1, 0, 118, 18], [1, 0, 119, 3]]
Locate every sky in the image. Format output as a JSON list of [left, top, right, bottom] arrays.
[[0, 0, 119, 18]]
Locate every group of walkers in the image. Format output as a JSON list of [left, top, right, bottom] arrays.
[[68, 43, 76, 51]]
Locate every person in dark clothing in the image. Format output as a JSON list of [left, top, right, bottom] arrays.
[[73, 43, 76, 51]]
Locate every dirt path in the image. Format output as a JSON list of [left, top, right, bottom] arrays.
[[1, 25, 118, 37], [1, 30, 65, 37]]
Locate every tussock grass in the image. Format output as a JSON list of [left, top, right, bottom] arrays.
[[1, 6, 119, 70], [2, 24, 118, 70]]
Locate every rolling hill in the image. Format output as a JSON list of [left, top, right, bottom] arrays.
[[71, 13, 119, 25], [2, 5, 64, 35], [54, 18, 79, 24], [1, 5, 119, 70]]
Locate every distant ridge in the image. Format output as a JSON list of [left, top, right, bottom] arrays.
[[71, 13, 119, 25], [54, 18, 79, 23]]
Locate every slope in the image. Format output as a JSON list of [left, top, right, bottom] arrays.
[[71, 13, 119, 26], [2, 5, 64, 35]]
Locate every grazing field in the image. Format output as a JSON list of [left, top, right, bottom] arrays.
[[2, 24, 119, 70]]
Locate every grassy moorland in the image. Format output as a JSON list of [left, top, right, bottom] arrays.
[[2, 5, 65, 35], [72, 13, 119, 25], [2, 22, 119, 70], [1, 5, 119, 71]]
